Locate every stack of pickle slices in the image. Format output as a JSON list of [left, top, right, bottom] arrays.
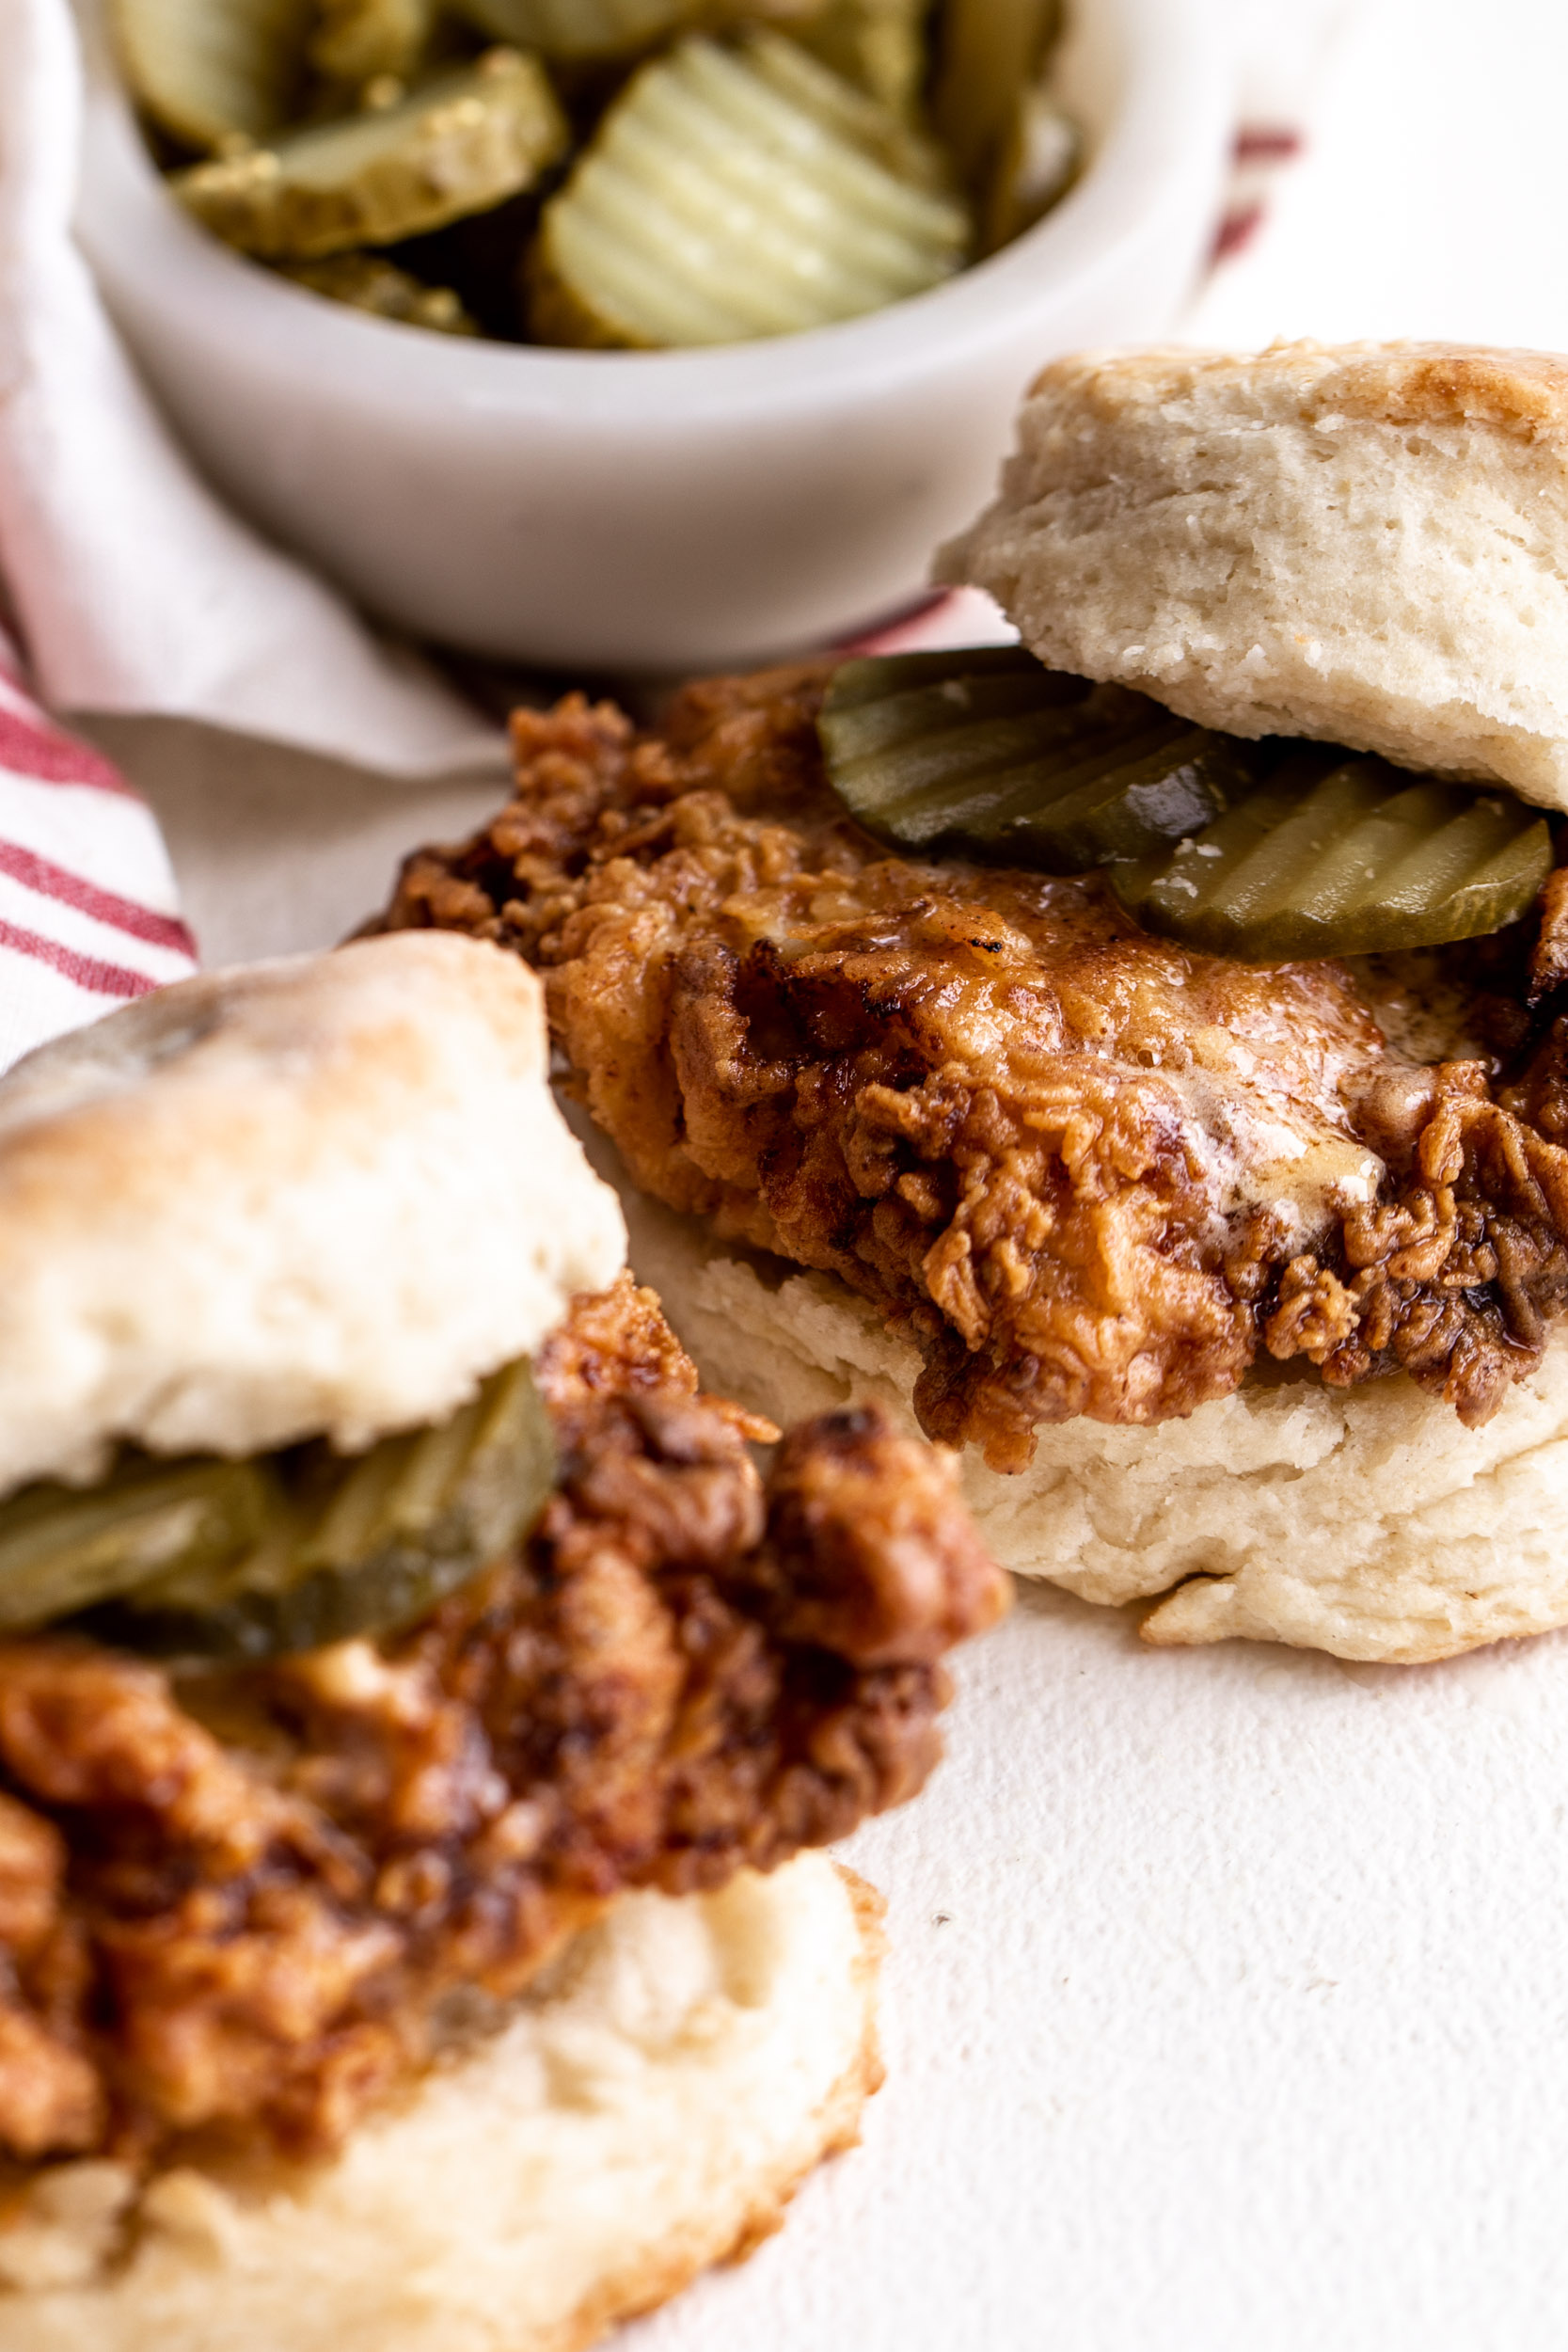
[[113, 0, 1078, 343], [818, 648, 1558, 962]]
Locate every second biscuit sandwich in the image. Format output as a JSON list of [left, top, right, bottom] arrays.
[[0, 930, 1005, 2351], [379, 342, 1568, 1667]]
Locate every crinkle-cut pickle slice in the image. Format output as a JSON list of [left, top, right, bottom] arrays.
[[0, 1357, 555, 1661], [1108, 750, 1556, 962], [173, 51, 567, 259], [791, 0, 929, 119], [111, 0, 314, 151], [530, 31, 969, 349], [0, 1459, 272, 1632], [309, 0, 436, 87], [736, 26, 950, 185], [819, 647, 1262, 870], [95, 1357, 556, 1661], [280, 251, 477, 332]]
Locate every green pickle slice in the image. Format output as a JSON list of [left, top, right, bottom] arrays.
[[172, 51, 567, 259], [735, 28, 948, 184], [790, 0, 930, 119], [0, 1359, 556, 1661], [1107, 751, 1556, 962], [112, 0, 314, 153], [983, 83, 1078, 249], [530, 31, 969, 348], [0, 1461, 272, 1631], [931, 0, 1059, 182], [102, 1357, 555, 1660], [819, 648, 1261, 870]]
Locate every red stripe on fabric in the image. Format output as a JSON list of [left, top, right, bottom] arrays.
[[1212, 203, 1264, 262], [0, 706, 134, 797], [0, 838, 194, 955], [0, 915, 163, 999], [1233, 127, 1303, 162], [839, 589, 948, 654]]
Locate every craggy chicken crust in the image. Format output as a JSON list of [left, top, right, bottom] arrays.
[[379, 666, 1568, 1469], [0, 1279, 1004, 2169]]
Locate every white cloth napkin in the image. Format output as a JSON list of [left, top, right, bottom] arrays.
[[0, 618, 195, 1061], [0, 0, 506, 779]]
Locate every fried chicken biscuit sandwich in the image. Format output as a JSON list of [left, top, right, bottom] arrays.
[[377, 342, 1568, 1669], [0, 930, 1005, 2350]]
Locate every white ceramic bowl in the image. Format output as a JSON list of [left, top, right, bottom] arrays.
[[77, 0, 1231, 672]]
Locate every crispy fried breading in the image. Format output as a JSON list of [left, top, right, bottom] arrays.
[[0, 1279, 1004, 2167], [377, 667, 1568, 1463]]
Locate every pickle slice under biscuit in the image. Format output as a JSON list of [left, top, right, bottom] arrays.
[[531, 30, 969, 348], [822, 653, 1555, 956], [111, 0, 314, 151], [1108, 752, 1556, 962], [819, 649, 1260, 870], [0, 1459, 272, 1630], [80, 1358, 557, 1661], [173, 50, 567, 259]]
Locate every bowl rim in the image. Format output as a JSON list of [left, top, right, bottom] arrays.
[[77, 0, 1232, 424]]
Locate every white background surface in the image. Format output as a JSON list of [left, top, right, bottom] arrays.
[[82, 0, 1568, 2342]]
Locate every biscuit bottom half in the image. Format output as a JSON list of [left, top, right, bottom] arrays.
[[594, 1125, 1568, 1666], [0, 1854, 881, 2352]]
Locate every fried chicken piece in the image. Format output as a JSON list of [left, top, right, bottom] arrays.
[[0, 1279, 1005, 2167], [377, 667, 1568, 1463]]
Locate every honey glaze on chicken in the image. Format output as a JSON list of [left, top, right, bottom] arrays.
[[378, 666, 1568, 1471]]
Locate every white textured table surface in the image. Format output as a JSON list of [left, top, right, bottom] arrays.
[[79, 1, 1568, 2338], [667, 1588, 1568, 2352]]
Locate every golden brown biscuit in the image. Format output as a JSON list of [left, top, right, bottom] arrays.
[[0, 1857, 882, 2352], [943, 341, 1568, 809], [0, 932, 624, 1487]]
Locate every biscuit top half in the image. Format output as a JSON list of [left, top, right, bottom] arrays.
[[0, 931, 626, 1494], [942, 339, 1568, 810]]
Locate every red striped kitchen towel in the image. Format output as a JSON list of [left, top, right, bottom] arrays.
[[0, 621, 195, 1070]]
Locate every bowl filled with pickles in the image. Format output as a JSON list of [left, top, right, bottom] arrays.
[[76, 0, 1231, 671]]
